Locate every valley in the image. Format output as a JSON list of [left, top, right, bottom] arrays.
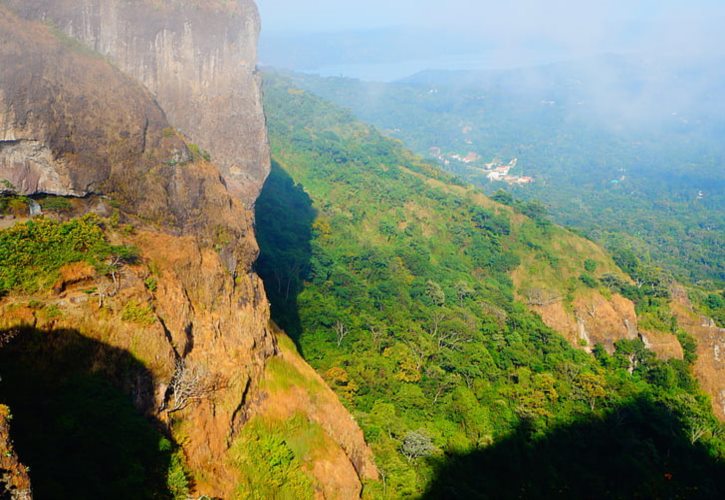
[[0, 1, 723, 499], [278, 61, 725, 289]]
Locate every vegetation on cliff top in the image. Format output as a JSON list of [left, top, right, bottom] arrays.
[[258, 72, 725, 497], [0, 214, 137, 296]]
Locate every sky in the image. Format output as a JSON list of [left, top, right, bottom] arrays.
[[258, 0, 725, 58]]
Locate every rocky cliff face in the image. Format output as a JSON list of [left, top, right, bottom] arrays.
[[0, 4, 376, 496], [527, 290, 683, 360], [7, 0, 270, 206], [0, 4, 275, 489]]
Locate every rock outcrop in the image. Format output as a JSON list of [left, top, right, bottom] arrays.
[[0, 4, 376, 496], [527, 290, 683, 360], [0, 5, 275, 490], [511, 231, 683, 361], [671, 286, 725, 421], [6, 0, 270, 206]]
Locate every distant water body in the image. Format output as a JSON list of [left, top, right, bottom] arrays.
[[301, 52, 562, 82]]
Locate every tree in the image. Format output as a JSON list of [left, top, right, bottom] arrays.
[[455, 281, 475, 305], [426, 280, 446, 306], [369, 323, 387, 353], [325, 367, 358, 400], [333, 320, 350, 347], [400, 431, 435, 463], [166, 359, 220, 413], [575, 372, 607, 411]]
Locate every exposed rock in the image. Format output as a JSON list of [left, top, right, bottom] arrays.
[[524, 288, 683, 360], [670, 285, 725, 421], [0, 7, 190, 207], [0, 7, 276, 492], [0, 5, 377, 495], [7, 0, 270, 206], [638, 329, 684, 361], [0, 405, 32, 500]]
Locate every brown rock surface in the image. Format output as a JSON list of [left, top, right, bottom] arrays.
[[6, 0, 270, 206], [0, 405, 32, 500], [0, 7, 188, 201], [524, 288, 682, 360], [0, 7, 276, 493], [671, 286, 725, 421]]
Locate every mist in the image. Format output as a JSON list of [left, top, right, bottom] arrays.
[[258, 0, 725, 70], [258, 0, 725, 135]]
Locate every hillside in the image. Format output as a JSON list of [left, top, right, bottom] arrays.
[[259, 71, 725, 497], [1, 1, 723, 497], [274, 64, 725, 289]]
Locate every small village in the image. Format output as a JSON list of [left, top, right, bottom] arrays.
[[429, 147, 534, 185]]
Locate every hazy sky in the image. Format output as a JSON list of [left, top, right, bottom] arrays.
[[258, 0, 725, 57]]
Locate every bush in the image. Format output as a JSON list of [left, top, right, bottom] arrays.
[[40, 197, 73, 214], [121, 301, 156, 326], [579, 273, 598, 288], [0, 215, 115, 294]]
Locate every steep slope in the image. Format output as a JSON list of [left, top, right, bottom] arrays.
[[7, 0, 270, 205], [0, 7, 376, 498], [259, 72, 725, 497]]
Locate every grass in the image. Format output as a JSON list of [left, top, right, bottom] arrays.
[[261, 354, 322, 396], [121, 300, 156, 326], [229, 413, 328, 499]]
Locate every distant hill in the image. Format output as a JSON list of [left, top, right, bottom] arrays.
[[273, 56, 725, 286]]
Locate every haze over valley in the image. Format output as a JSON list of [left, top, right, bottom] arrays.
[[0, 1, 723, 498]]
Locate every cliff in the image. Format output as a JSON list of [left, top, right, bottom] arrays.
[[0, 4, 375, 497], [6, 0, 270, 206], [0, 3, 274, 489]]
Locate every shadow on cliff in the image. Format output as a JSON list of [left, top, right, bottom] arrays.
[[0, 326, 178, 499], [423, 395, 725, 499], [255, 160, 316, 351]]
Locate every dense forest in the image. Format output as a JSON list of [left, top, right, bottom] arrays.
[[275, 59, 725, 293], [257, 72, 725, 497]]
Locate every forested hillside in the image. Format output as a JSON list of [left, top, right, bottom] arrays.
[[274, 61, 725, 292], [258, 72, 725, 497]]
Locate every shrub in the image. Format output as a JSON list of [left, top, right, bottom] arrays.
[[579, 273, 598, 288], [121, 301, 156, 326], [584, 259, 598, 273], [40, 197, 73, 214], [0, 215, 114, 294]]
